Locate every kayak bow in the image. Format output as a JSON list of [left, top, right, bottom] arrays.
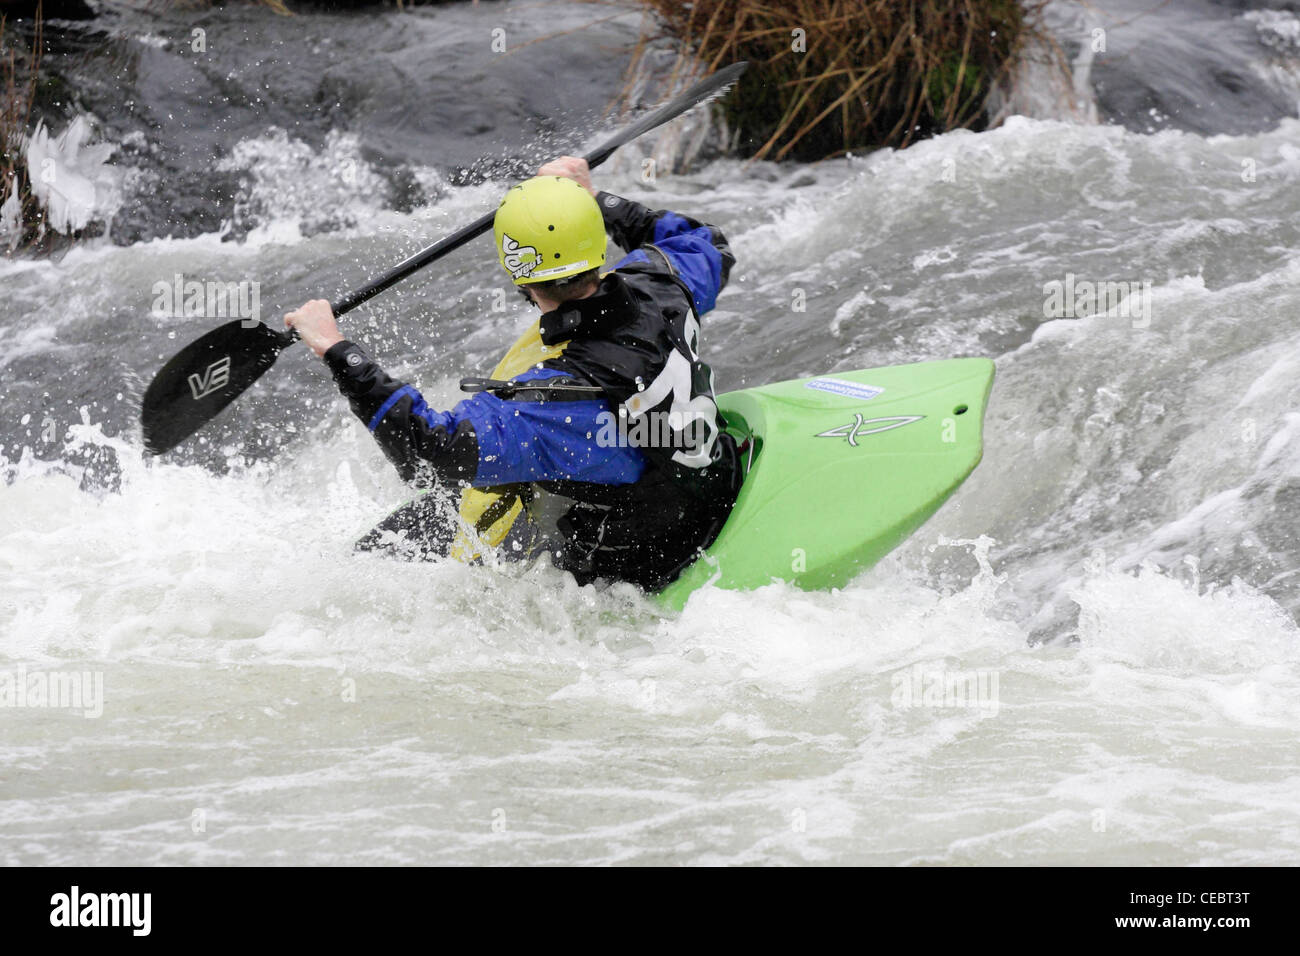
[[656, 357, 995, 609]]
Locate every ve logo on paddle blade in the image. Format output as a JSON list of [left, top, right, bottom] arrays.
[[188, 355, 232, 400], [816, 413, 923, 447]]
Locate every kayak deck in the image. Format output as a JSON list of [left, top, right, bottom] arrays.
[[656, 358, 995, 609]]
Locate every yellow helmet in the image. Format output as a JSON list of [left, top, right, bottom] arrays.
[[493, 175, 607, 285]]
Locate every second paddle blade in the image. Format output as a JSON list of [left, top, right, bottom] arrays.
[[141, 320, 296, 455]]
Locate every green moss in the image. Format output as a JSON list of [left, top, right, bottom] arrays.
[[927, 54, 984, 120]]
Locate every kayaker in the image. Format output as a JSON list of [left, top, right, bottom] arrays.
[[284, 156, 742, 591]]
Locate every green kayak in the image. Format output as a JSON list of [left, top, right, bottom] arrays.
[[359, 357, 994, 603], [656, 357, 995, 609]]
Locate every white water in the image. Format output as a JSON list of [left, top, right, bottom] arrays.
[[3, 112, 1300, 864]]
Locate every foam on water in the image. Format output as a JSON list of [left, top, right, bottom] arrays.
[[3, 115, 1300, 864]]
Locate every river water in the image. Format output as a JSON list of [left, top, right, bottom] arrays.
[[1, 0, 1299, 865]]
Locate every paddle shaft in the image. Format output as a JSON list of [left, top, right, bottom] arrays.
[[317, 129, 702, 324], [315, 61, 748, 326], [328, 214, 492, 319], [142, 63, 748, 453]]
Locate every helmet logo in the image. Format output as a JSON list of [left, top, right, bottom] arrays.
[[501, 233, 540, 280]]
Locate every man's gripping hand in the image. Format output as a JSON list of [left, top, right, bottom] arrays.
[[537, 156, 595, 197], [285, 299, 345, 358]]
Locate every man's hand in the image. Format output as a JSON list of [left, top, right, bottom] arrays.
[[285, 299, 344, 358], [538, 156, 595, 196]]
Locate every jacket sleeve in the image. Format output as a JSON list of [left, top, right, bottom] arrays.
[[324, 340, 479, 488], [324, 341, 646, 488], [596, 191, 735, 315]]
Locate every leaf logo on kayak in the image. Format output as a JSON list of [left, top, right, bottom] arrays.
[[816, 413, 923, 447], [501, 233, 540, 280], [188, 355, 231, 401]]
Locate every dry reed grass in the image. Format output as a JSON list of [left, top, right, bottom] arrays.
[[632, 0, 1047, 161]]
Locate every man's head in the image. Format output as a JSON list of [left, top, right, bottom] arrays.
[[494, 175, 606, 309]]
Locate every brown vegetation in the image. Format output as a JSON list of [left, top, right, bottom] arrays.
[[0, 7, 44, 253], [634, 0, 1046, 161]]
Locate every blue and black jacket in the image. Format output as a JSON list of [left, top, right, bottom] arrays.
[[326, 191, 741, 590]]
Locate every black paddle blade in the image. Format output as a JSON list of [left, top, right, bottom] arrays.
[[138, 62, 748, 456], [141, 320, 296, 455]]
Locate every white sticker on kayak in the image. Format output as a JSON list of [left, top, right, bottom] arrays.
[[804, 378, 884, 402]]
